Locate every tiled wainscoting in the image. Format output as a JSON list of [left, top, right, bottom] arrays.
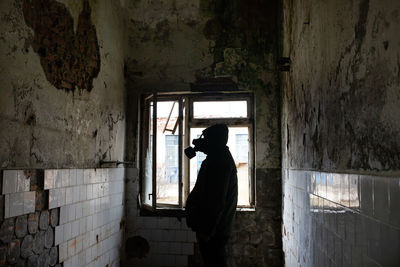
[[282, 169, 400, 267], [0, 168, 124, 267], [124, 168, 196, 267], [131, 216, 197, 266]]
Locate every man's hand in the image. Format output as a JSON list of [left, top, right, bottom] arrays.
[[197, 232, 210, 243]]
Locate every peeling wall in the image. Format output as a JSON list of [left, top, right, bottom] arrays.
[[1, 0, 285, 265], [282, 0, 400, 266], [23, 0, 100, 92], [0, 0, 127, 168], [282, 0, 400, 172], [124, 0, 283, 266]]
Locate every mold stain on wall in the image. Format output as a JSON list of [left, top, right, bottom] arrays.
[[124, 0, 283, 266], [22, 0, 100, 92], [283, 0, 400, 171]]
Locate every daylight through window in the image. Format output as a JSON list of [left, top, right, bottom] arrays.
[[140, 93, 254, 211]]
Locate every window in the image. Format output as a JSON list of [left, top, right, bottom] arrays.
[[140, 92, 254, 211]]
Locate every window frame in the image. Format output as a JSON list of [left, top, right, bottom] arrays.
[[139, 92, 255, 215]]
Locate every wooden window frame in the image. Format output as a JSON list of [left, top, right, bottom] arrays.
[[139, 92, 255, 216]]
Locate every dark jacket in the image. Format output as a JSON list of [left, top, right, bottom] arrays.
[[186, 147, 238, 237]]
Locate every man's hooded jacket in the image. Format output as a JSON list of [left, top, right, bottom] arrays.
[[186, 124, 238, 237]]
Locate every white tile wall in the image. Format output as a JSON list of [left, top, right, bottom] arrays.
[[3, 170, 31, 194], [47, 168, 124, 267], [283, 170, 400, 267], [125, 168, 196, 267], [2, 170, 35, 218], [2, 167, 197, 266], [3, 170, 18, 194]]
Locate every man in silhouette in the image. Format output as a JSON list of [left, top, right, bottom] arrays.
[[186, 124, 238, 267]]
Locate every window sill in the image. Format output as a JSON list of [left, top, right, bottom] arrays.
[[140, 207, 186, 218], [236, 207, 256, 212], [139, 206, 256, 217]]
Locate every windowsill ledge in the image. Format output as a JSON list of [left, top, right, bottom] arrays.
[[139, 206, 256, 217]]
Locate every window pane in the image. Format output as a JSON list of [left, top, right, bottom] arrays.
[[231, 128, 250, 206], [189, 127, 250, 206], [156, 101, 179, 205], [193, 101, 247, 119], [189, 128, 207, 192], [143, 101, 153, 206]]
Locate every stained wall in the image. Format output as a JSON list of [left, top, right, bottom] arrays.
[[282, 0, 400, 266], [0, 0, 128, 266], [0, 0, 126, 169], [124, 0, 283, 266], [1, 0, 285, 266]]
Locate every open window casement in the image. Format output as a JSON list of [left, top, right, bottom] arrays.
[[141, 93, 184, 210], [140, 93, 155, 210], [140, 92, 255, 212]]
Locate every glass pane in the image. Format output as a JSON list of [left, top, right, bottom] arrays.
[[143, 101, 153, 206], [232, 128, 250, 206], [193, 101, 247, 119], [189, 127, 250, 206], [189, 128, 207, 192], [156, 101, 179, 205]]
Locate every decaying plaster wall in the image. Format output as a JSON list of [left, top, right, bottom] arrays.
[[282, 0, 400, 172], [1, 0, 285, 265], [124, 0, 283, 265], [282, 0, 400, 266], [0, 0, 127, 168]]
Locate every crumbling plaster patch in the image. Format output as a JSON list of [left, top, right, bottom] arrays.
[[23, 0, 100, 92]]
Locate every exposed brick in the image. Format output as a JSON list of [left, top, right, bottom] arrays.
[[243, 244, 257, 257], [0, 170, 2, 194], [256, 169, 282, 208], [21, 234, 34, 258], [0, 244, 7, 265], [45, 227, 54, 248], [27, 254, 39, 267], [16, 258, 26, 267], [50, 209, 59, 227], [265, 248, 283, 267], [35, 190, 47, 211], [33, 230, 45, 254], [250, 231, 263, 245], [261, 230, 275, 247], [0, 196, 4, 222], [22, 0, 100, 92], [0, 218, 15, 243], [7, 239, 21, 264], [256, 243, 267, 258], [29, 170, 45, 191], [28, 212, 39, 234], [38, 249, 51, 267], [238, 231, 250, 243], [229, 232, 237, 244], [39, 210, 49, 230], [15, 215, 28, 238], [49, 246, 58, 266], [231, 243, 243, 257]]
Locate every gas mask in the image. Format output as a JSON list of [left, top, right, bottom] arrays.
[[184, 133, 207, 159]]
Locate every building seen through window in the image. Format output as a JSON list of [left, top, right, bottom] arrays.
[[141, 93, 254, 210]]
